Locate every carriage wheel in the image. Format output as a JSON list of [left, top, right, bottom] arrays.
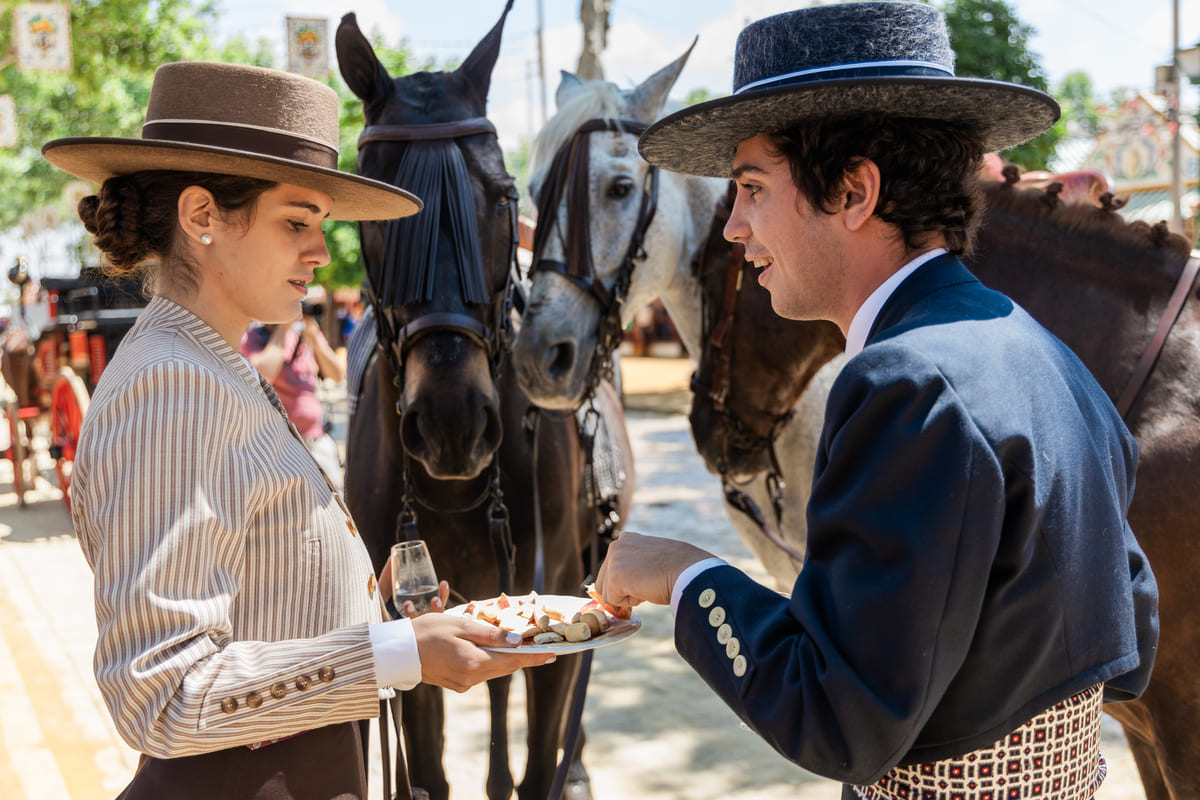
[[4, 400, 28, 508], [50, 367, 90, 514]]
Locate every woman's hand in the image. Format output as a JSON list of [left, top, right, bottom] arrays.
[[401, 580, 449, 618], [412, 614, 557, 692], [377, 563, 450, 619]]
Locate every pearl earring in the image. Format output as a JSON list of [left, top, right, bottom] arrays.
[[200, 233, 213, 246]]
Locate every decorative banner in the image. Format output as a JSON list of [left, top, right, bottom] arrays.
[[286, 17, 328, 78], [15, 3, 73, 72], [0, 95, 16, 149]]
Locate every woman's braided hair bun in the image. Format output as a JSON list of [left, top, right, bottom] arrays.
[[78, 175, 163, 274]]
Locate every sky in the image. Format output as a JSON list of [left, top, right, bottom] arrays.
[[213, 0, 1200, 150]]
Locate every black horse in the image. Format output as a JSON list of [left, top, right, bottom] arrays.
[[337, 5, 599, 799]]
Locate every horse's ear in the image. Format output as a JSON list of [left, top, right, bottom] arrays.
[[555, 70, 587, 109], [458, 0, 514, 108], [336, 13, 392, 108], [626, 37, 697, 123]]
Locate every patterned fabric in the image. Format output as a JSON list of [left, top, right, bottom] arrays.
[[71, 296, 383, 759], [854, 684, 1106, 800], [345, 303, 376, 418]]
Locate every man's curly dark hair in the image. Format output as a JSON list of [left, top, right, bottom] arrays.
[[768, 115, 987, 255]]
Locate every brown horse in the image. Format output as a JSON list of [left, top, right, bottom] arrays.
[[688, 175, 1200, 799], [337, 6, 600, 799]]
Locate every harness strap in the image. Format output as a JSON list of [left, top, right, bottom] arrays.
[[358, 117, 497, 148], [396, 311, 493, 355], [1116, 250, 1200, 418]]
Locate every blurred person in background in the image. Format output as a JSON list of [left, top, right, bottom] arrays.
[[242, 284, 347, 491]]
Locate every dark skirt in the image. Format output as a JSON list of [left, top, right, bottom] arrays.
[[116, 722, 367, 800]]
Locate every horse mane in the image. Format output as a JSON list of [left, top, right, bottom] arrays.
[[529, 80, 632, 189], [979, 177, 1192, 266]]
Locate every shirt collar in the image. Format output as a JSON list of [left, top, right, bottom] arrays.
[[844, 248, 948, 359]]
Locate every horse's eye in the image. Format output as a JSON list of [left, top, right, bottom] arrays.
[[608, 176, 634, 199]]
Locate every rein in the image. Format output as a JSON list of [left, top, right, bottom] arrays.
[[531, 117, 660, 396], [524, 118, 657, 798], [1115, 250, 1200, 418], [691, 193, 803, 565]]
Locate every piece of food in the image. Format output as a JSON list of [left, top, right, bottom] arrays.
[[458, 592, 627, 647], [585, 583, 632, 620]]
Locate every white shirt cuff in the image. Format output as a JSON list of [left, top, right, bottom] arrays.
[[670, 557, 728, 617], [368, 618, 422, 690]]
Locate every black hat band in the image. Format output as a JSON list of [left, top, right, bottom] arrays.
[[141, 120, 339, 170]]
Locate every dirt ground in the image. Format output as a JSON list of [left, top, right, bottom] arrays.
[[0, 365, 1150, 799]]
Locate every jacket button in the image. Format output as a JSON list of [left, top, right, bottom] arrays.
[[725, 637, 741, 659], [220, 697, 238, 714], [716, 623, 732, 645], [346, 518, 358, 536], [245, 691, 263, 709], [732, 654, 747, 677], [318, 666, 335, 683], [271, 683, 288, 699], [708, 606, 726, 627], [296, 675, 312, 691], [367, 574, 377, 595], [698, 588, 716, 609]]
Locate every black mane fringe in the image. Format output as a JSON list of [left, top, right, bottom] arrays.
[[373, 139, 488, 307]]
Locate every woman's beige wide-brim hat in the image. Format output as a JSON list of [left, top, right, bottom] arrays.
[[43, 61, 421, 221], [638, 1, 1060, 177]]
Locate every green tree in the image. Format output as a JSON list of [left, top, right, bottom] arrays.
[[0, 1, 218, 229], [1055, 70, 1100, 137], [318, 36, 428, 290], [938, 0, 1059, 169]]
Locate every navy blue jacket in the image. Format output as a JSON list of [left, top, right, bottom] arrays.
[[675, 255, 1158, 786]]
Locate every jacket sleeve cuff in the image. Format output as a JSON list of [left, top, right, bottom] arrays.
[[670, 557, 727, 617]]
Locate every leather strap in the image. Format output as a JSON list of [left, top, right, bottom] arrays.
[[358, 117, 497, 148], [1116, 251, 1200, 418]]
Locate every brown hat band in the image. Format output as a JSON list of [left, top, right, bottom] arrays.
[[141, 120, 338, 170]]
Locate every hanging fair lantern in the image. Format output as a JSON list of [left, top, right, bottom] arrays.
[[15, 3, 73, 73], [286, 17, 329, 79]]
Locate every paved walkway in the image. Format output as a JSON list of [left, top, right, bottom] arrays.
[[0, 377, 1148, 799]]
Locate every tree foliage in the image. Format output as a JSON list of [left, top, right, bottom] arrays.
[[0, 1, 219, 230], [938, 0, 1060, 169], [0, 2, 428, 291], [1055, 70, 1101, 138]]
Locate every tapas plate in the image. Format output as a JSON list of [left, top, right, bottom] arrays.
[[449, 593, 641, 654]]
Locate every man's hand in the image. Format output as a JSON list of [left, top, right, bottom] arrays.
[[412, 614, 557, 692], [594, 532, 715, 608]]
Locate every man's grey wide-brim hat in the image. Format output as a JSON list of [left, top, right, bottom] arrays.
[[639, 1, 1060, 177], [43, 61, 422, 221]]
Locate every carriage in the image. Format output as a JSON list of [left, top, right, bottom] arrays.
[[2, 262, 145, 510]]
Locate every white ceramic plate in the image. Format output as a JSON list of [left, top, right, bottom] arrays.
[[449, 594, 642, 654]]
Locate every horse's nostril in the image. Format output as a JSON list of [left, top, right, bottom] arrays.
[[399, 408, 427, 461], [546, 341, 576, 380]]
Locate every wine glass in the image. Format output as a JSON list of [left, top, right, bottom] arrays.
[[390, 540, 439, 614]]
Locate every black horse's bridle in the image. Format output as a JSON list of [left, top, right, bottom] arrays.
[[359, 116, 519, 379], [357, 115, 522, 591], [530, 117, 660, 399]]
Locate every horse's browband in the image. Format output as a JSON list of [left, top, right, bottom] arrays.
[[358, 117, 497, 148]]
